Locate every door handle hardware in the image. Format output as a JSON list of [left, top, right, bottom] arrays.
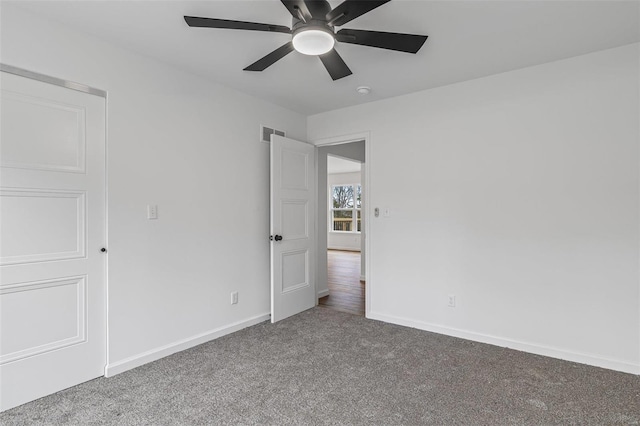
[[100, 248, 107, 253], [271, 235, 283, 242]]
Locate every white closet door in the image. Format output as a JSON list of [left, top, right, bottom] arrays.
[[0, 71, 106, 411]]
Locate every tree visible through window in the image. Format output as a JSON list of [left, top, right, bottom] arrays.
[[331, 184, 361, 232]]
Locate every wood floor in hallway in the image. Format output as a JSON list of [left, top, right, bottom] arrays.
[[318, 250, 365, 316]]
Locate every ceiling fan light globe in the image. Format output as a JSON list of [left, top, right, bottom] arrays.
[[292, 28, 335, 55]]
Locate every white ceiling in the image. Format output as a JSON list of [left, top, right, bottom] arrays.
[[8, 0, 640, 115], [328, 155, 361, 174]]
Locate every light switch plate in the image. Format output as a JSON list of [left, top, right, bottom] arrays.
[[448, 294, 456, 307]]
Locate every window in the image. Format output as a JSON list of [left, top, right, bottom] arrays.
[[331, 184, 361, 232]]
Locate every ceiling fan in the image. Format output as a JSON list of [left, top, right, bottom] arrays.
[[184, 0, 428, 81]]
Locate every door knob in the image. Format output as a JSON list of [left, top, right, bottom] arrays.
[[100, 248, 107, 253], [270, 235, 283, 242]]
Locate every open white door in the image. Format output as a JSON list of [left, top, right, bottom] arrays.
[[270, 135, 316, 323], [0, 71, 106, 411]]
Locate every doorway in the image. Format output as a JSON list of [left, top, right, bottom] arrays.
[[315, 139, 367, 316], [319, 249, 365, 315]]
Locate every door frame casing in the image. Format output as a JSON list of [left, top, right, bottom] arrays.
[[0, 64, 106, 97], [0, 63, 110, 376], [312, 132, 371, 317]]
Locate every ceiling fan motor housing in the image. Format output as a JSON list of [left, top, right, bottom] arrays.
[[292, 19, 334, 36]]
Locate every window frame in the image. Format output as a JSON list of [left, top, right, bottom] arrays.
[[329, 183, 361, 233]]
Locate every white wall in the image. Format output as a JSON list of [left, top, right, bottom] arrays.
[[1, 6, 306, 374], [309, 44, 640, 374], [328, 172, 362, 251]]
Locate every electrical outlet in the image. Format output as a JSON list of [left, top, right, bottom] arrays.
[[448, 294, 456, 308], [231, 291, 238, 305], [147, 205, 158, 220]]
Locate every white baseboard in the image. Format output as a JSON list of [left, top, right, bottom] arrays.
[[104, 313, 270, 377], [368, 311, 640, 375], [317, 289, 330, 298], [359, 275, 366, 282]]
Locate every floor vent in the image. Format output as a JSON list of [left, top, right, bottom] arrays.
[[261, 125, 285, 143]]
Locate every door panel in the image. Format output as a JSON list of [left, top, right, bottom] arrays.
[[281, 250, 308, 292], [1, 189, 85, 264], [281, 200, 308, 239], [1, 91, 86, 173], [0, 71, 106, 411], [270, 135, 315, 323], [0, 276, 86, 363]]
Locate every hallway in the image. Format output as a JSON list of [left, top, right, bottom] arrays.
[[318, 250, 365, 316]]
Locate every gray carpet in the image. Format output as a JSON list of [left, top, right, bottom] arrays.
[[2, 307, 639, 425]]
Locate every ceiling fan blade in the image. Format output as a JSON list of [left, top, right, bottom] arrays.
[[244, 42, 295, 72], [319, 49, 352, 81], [184, 16, 291, 34], [326, 0, 390, 27], [336, 29, 427, 53]]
